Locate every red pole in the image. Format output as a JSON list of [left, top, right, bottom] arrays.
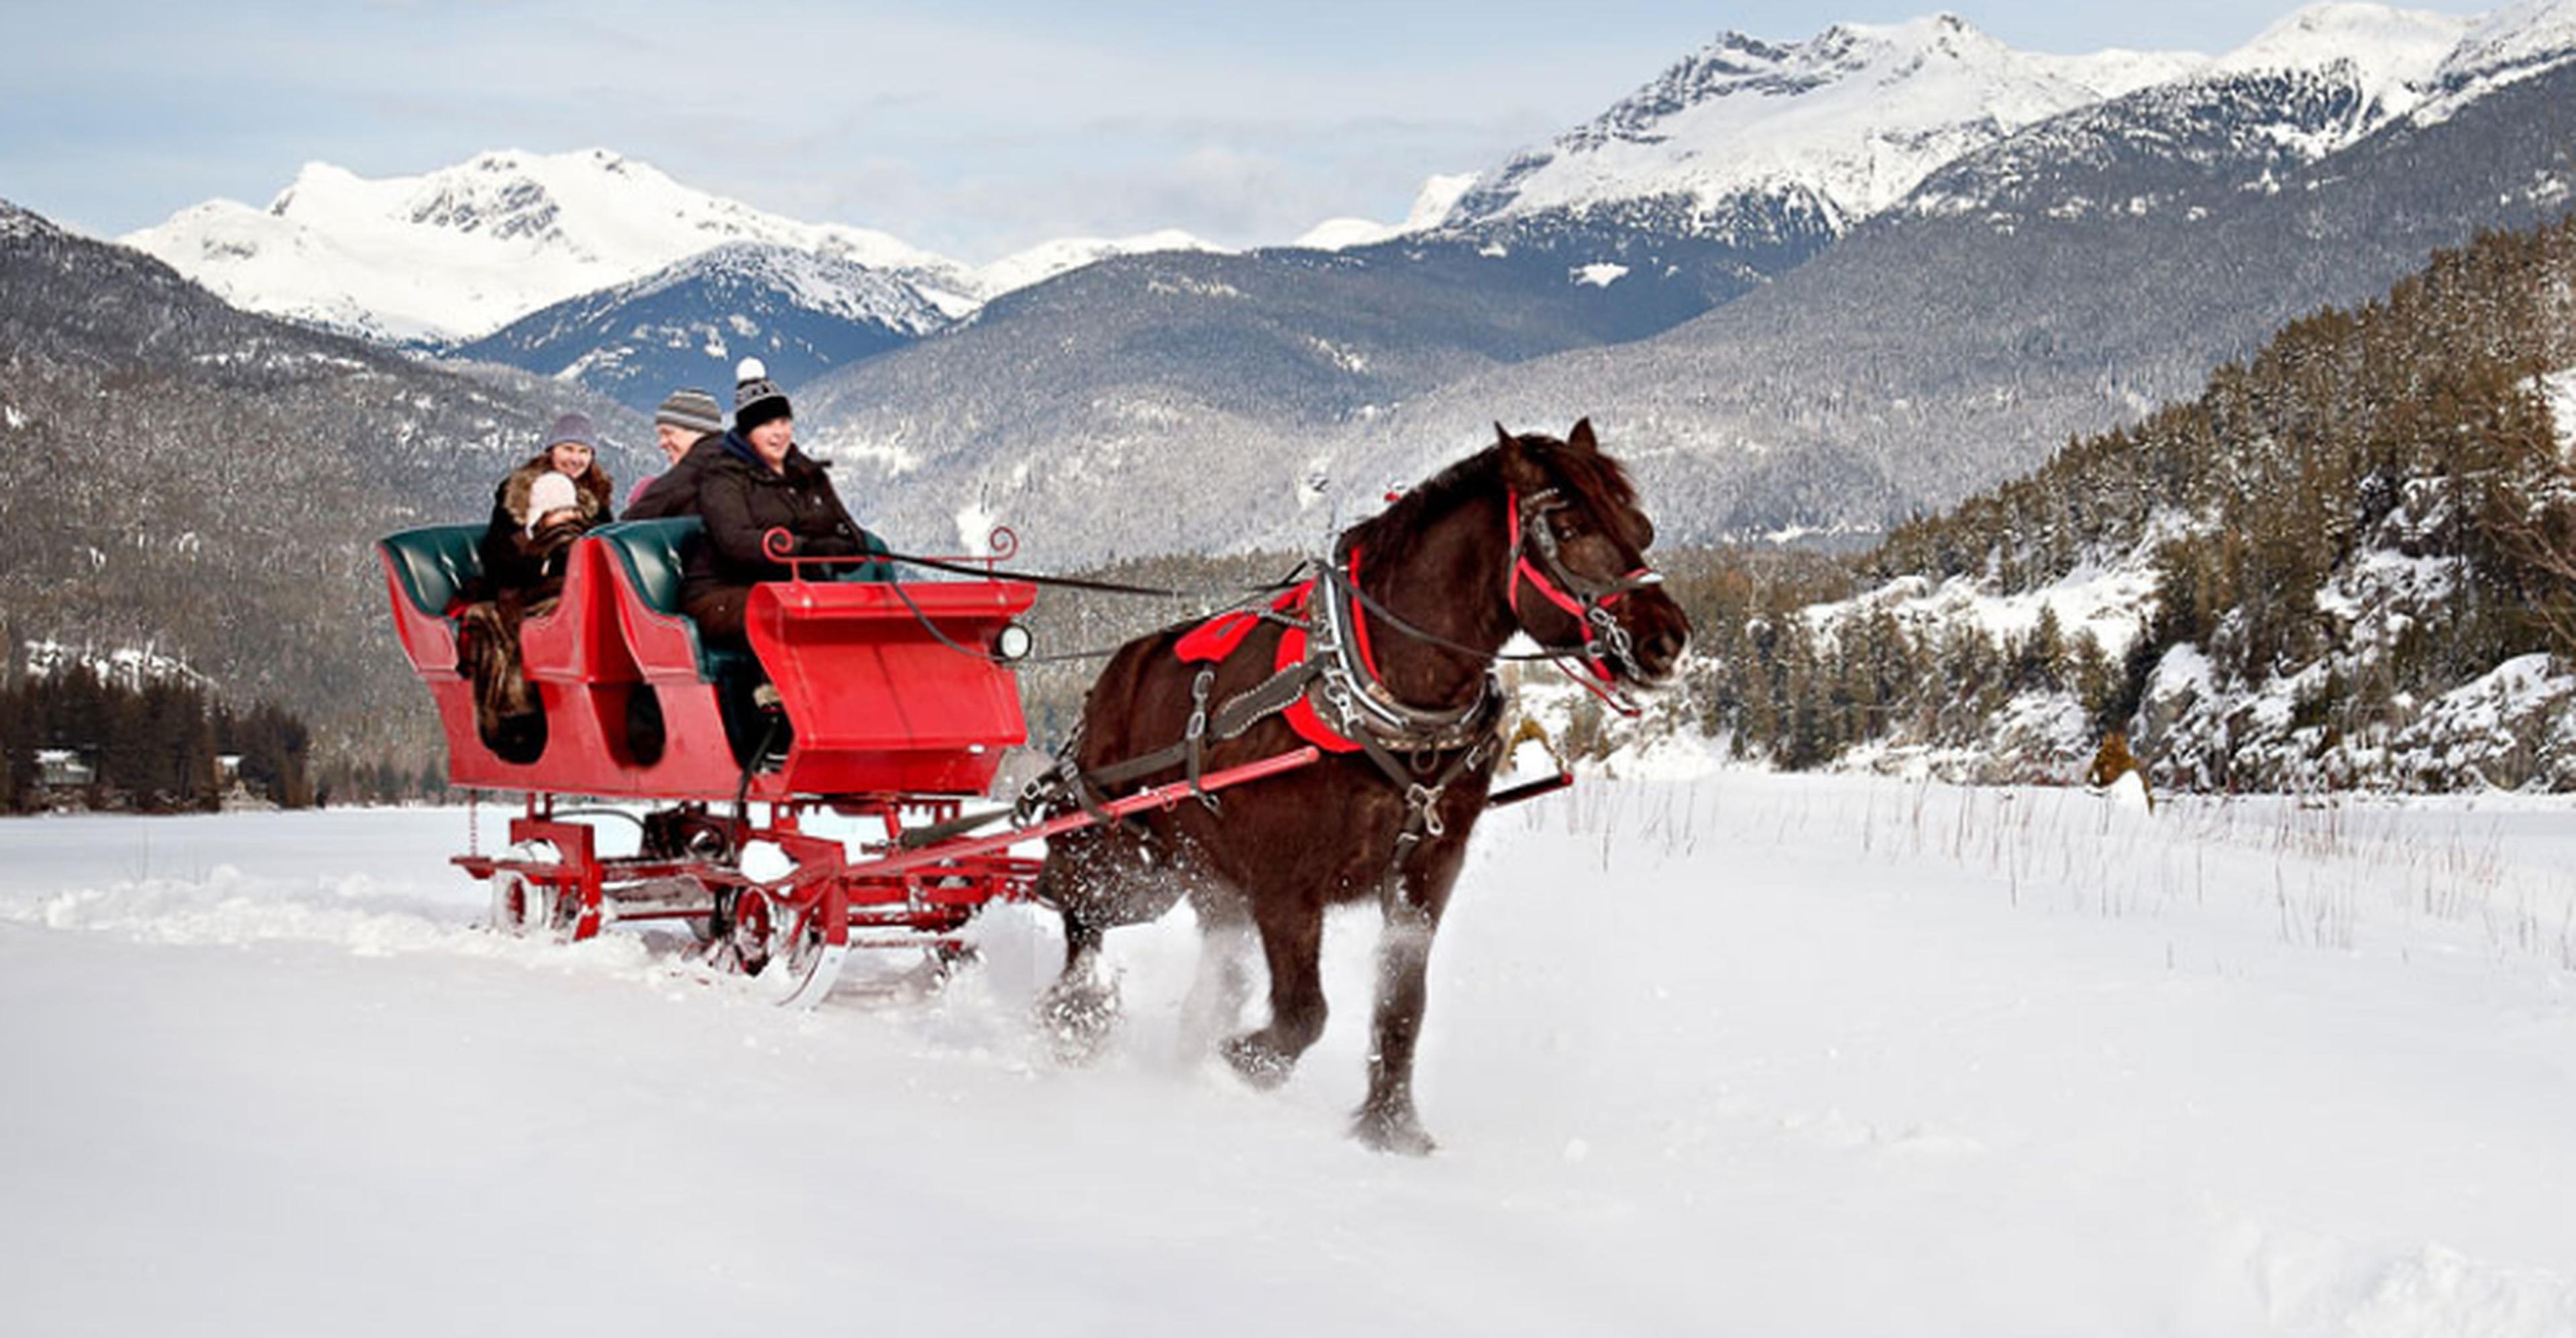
[[846, 746, 1323, 880]]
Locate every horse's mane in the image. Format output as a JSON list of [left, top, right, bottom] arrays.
[[1338, 433, 1644, 571]]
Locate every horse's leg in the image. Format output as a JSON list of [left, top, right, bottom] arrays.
[[1353, 843, 1468, 1155], [1178, 900, 1257, 1062], [1032, 905, 1122, 1063], [1032, 839, 1132, 1064], [1222, 896, 1328, 1089]]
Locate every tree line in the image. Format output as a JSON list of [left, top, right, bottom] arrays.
[[1631, 212, 2576, 790], [0, 663, 315, 813]]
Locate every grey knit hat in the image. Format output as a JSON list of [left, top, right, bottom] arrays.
[[654, 387, 724, 435], [546, 411, 599, 452], [733, 357, 791, 434]]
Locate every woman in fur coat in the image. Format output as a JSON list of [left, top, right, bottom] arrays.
[[463, 413, 616, 759]]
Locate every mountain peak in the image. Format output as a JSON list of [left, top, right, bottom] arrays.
[[0, 197, 60, 243], [124, 149, 981, 343], [2214, 3, 2469, 84], [1447, 16, 2195, 234], [2432, 0, 2576, 91]]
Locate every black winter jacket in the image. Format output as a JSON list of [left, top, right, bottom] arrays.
[[623, 432, 721, 520], [678, 431, 869, 604]]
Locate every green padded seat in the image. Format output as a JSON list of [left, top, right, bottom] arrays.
[[593, 519, 747, 681], [379, 524, 487, 617], [594, 517, 897, 665]]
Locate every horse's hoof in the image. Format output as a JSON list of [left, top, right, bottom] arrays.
[[1220, 1035, 1296, 1090], [1352, 1100, 1437, 1156], [1035, 983, 1120, 1066]]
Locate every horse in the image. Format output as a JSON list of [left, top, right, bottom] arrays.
[[1028, 419, 1691, 1153]]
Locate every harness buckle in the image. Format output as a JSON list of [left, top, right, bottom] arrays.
[[1406, 782, 1447, 839], [1185, 668, 1214, 741]]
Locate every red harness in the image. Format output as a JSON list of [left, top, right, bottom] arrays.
[[1505, 486, 1654, 712], [1172, 482, 1656, 745], [1173, 553, 1393, 756]]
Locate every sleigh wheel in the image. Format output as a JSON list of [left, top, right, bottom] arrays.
[[491, 870, 575, 943], [489, 870, 541, 937], [720, 887, 776, 976], [728, 890, 846, 1009]]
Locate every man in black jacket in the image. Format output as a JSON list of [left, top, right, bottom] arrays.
[[677, 359, 873, 648], [625, 387, 727, 519]]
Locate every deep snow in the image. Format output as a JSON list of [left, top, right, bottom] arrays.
[[4, 768, 2573, 1336]]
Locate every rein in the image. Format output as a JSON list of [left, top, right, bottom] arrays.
[[882, 548, 1312, 601], [762, 527, 1314, 664]]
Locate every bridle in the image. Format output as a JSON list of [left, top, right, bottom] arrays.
[[1505, 485, 1663, 713]]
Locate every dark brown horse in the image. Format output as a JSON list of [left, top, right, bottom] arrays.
[[1030, 420, 1690, 1153]]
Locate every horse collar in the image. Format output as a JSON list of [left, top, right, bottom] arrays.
[[1312, 548, 1498, 753]]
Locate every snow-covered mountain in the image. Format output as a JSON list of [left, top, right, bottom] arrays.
[[2206, 1, 2468, 130], [453, 242, 954, 413], [804, 2, 2576, 566], [1442, 15, 2202, 240], [120, 148, 1220, 346], [1295, 174, 1481, 252], [121, 149, 975, 342], [971, 229, 1225, 299], [1903, 3, 2471, 222], [2418, 0, 2576, 113]]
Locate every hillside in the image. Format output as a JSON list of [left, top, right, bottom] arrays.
[[451, 242, 953, 415], [1682, 211, 2576, 791], [0, 199, 654, 778], [1337, 41, 2576, 550]]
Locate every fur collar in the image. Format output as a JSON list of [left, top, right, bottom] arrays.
[[501, 452, 614, 526]]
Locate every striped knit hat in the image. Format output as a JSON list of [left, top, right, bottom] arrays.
[[654, 387, 724, 435], [733, 358, 791, 434]]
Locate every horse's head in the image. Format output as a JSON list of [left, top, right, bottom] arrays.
[[1494, 419, 1692, 694]]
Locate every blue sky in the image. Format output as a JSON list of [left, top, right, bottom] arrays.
[[2, 1, 2492, 261]]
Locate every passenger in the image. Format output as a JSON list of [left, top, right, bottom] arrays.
[[481, 412, 616, 599], [625, 387, 727, 517], [462, 413, 616, 759], [678, 358, 872, 648]]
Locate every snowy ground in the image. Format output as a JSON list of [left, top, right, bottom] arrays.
[[5, 768, 2575, 1337]]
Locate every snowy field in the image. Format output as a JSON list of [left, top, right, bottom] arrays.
[[4, 768, 2575, 1337]]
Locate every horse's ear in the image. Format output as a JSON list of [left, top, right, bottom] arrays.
[[1497, 426, 1548, 492], [1567, 417, 1599, 453], [1494, 422, 1515, 450]]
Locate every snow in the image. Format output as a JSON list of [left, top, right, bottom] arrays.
[[969, 229, 1224, 299], [116, 149, 1059, 342], [1462, 16, 2206, 234], [1293, 217, 1406, 252], [0, 201, 56, 242], [2213, 4, 2469, 95], [1570, 262, 1630, 288], [2414, 0, 2576, 123], [2543, 365, 2576, 459], [2434, 0, 2576, 87], [20, 637, 209, 690], [1295, 172, 1481, 250], [2205, 3, 2472, 150], [5, 772, 2575, 1335], [572, 242, 951, 337], [1809, 539, 2166, 659]]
